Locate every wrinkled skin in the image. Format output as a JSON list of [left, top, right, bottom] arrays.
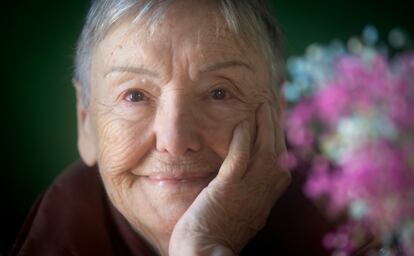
[[76, 0, 290, 255], [169, 103, 291, 255]]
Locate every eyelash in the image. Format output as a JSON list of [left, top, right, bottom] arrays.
[[209, 87, 232, 101], [122, 86, 235, 105], [124, 89, 149, 103]]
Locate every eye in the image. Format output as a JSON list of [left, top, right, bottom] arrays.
[[125, 89, 147, 102], [210, 88, 229, 100]]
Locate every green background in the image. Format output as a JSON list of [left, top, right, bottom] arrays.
[[2, 0, 413, 254]]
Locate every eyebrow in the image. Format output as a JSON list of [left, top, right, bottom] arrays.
[[104, 66, 159, 78], [200, 60, 254, 74]]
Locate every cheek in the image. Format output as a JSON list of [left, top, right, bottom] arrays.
[[197, 102, 256, 159], [95, 112, 154, 175]]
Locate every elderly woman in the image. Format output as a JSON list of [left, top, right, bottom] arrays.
[[12, 0, 332, 255]]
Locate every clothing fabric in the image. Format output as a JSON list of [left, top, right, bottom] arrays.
[[11, 161, 333, 255]]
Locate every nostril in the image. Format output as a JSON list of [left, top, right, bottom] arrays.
[[154, 119, 201, 156], [155, 133, 201, 157]]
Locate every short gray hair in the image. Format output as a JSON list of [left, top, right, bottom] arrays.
[[74, 0, 285, 106]]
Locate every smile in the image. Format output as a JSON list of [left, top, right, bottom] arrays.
[[143, 172, 217, 186]]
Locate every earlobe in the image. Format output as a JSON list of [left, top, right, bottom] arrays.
[[74, 81, 97, 166]]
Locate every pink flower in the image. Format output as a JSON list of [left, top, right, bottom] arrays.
[[314, 82, 350, 124], [284, 34, 414, 254], [285, 101, 316, 147]]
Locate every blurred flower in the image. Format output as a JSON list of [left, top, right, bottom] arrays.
[[284, 26, 414, 255]]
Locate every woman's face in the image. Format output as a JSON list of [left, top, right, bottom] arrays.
[[79, 0, 273, 246]]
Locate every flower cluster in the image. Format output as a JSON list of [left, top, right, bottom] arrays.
[[283, 26, 414, 255]]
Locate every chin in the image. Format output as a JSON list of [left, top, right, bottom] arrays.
[[155, 199, 195, 235], [126, 178, 207, 236]]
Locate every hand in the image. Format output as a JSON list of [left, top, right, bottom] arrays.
[[169, 102, 291, 255]]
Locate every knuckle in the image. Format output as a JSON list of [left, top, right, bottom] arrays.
[[262, 141, 274, 153], [260, 151, 277, 165], [266, 167, 292, 190], [281, 170, 292, 185]]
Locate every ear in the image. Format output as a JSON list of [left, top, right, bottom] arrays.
[[74, 81, 97, 166]]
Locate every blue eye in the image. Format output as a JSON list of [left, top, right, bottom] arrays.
[[125, 90, 146, 102], [211, 88, 228, 100]]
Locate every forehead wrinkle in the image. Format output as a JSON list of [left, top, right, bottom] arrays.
[[104, 66, 159, 78], [95, 3, 265, 90], [200, 60, 254, 74]]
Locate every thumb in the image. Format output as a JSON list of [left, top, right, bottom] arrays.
[[215, 121, 251, 183]]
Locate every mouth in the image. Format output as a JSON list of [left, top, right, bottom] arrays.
[[142, 172, 217, 187]]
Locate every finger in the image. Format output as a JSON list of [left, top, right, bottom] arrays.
[[215, 121, 251, 183], [269, 101, 287, 155], [246, 101, 289, 180], [252, 102, 276, 155]]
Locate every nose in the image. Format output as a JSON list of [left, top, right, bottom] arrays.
[[153, 92, 201, 157]]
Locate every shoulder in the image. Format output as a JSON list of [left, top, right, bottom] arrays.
[[10, 162, 120, 256]]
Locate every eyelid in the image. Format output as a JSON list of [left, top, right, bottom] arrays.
[[121, 88, 152, 104], [111, 76, 158, 96], [208, 84, 235, 101]]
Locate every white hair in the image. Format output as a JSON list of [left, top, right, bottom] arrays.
[[74, 0, 285, 106]]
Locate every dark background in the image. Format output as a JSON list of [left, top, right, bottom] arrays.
[[1, 0, 413, 254]]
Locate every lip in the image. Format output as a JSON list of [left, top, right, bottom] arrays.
[[142, 172, 217, 186]]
